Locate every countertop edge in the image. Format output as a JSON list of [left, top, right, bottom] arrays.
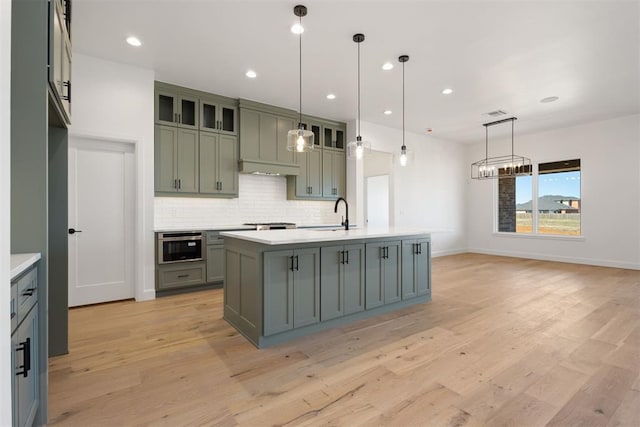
[[10, 253, 42, 280], [220, 228, 431, 245]]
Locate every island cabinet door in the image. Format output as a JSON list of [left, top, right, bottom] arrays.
[[365, 243, 385, 309], [416, 239, 431, 296], [383, 241, 402, 304], [343, 244, 365, 315], [320, 245, 343, 321], [292, 248, 320, 328], [263, 250, 294, 336], [401, 240, 418, 299]]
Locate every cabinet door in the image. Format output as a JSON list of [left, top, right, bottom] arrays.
[[401, 240, 418, 299], [176, 129, 199, 192], [155, 125, 177, 192], [200, 100, 218, 132], [308, 149, 322, 197], [384, 241, 402, 304], [294, 151, 309, 196], [239, 109, 260, 159], [177, 95, 198, 129], [365, 243, 384, 309], [218, 135, 238, 196], [157, 263, 206, 290], [320, 245, 343, 321], [206, 245, 225, 283], [198, 132, 219, 194], [155, 90, 178, 126], [219, 103, 238, 135], [343, 244, 365, 315], [416, 239, 430, 295], [259, 113, 278, 162], [277, 116, 295, 165], [264, 250, 294, 336], [293, 248, 320, 328], [322, 150, 334, 197], [323, 126, 335, 148], [334, 151, 346, 197], [51, 0, 63, 100], [15, 306, 39, 427], [335, 126, 346, 151], [61, 38, 72, 119]]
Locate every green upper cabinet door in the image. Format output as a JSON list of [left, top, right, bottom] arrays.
[[402, 238, 431, 299], [49, 0, 72, 124], [155, 89, 199, 130], [291, 148, 322, 198], [322, 150, 346, 199], [155, 124, 199, 193], [277, 116, 296, 165], [200, 97, 238, 135], [199, 132, 238, 197], [323, 123, 346, 151]]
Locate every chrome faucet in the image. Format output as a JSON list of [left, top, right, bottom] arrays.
[[334, 197, 349, 230]]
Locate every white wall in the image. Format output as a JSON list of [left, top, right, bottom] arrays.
[[467, 114, 640, 269], [155, 174, 338, 229], [1, 0, 12, 423], [70, 53, 156, 300], [348, 120, 468, 256]]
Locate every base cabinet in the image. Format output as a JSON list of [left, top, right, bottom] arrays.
[[320, 244, 365, 321], [365, 241, 401, 309], [157, 262, 206, 291], [263, 248, 320, 336], [402, 238, 431, 299], [11, 266, 40, 427], [206, 245, 225, 283]]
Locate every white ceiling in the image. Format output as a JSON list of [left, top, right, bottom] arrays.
[[73, 0, 639, 144]]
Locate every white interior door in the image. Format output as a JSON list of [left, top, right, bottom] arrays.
[[366, 175, 390, 227], [68, 137, 135, 307]]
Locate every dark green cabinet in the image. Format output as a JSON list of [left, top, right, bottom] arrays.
[[263, 248, 320, 336], [323, 124, 345, 151], [157, 262, 206, 291], [155, 125, 199, 193], [206, 245, 225, 283], [199, 133, 238, 197], [49, 0, 72, 123], [200, 97, 237, 135], [155, 89, 199, 130], [365, 241, 401, 309], [322, 149, 346, 198], [320, 244, 365, 321], [239, 108, 296, 166], [290, 149, 322, 198], [402, 238, 431, 299]]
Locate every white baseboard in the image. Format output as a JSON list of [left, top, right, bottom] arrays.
[[467, 247, 640, 270], [136, 288, 156, 302], [432, 248, 468, 258]]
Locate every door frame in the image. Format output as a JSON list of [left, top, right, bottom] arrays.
[[69, 132, 144, 302]]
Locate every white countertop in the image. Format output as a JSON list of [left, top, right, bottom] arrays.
[[220, 227, 430, 245], [154, 224, 347, 232], [10, 253, 41, 280]]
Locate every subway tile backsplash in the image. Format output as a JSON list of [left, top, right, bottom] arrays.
[[154, 174, 338, 229]]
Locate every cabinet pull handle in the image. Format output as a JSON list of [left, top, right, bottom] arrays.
[[296, 255, 299, 271], [15, 338, 31, 378], [62, 81, 71, 102], [178, 179, 182, 190], [418, 243, 422, 254], [178, 113, 182, 124], [174, 113, 177, 123], [219, 181, 223, 191], [384, 246, 389, 259], [289, 256, 295, 271], [345, 250, 349, 264], [340, 250, 344, 264], [21, 289, 35, 297], [177, 274, 189, 278]]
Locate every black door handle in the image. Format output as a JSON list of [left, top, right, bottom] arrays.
[[68, 228, 83, 234], [16, 338, 30, 378]]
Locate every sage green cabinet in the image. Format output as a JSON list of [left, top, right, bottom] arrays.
[[199, 133, 238, 197], [263, 248, 320, 336], [323, 123, 346, 151], [155, 125, 199, 193], [402, 238, 431, 299], [365, 241, 401, 309], [49, 0, 72, 123], [289, 149, 322, 198], [155, 89, 199, 130], [200, 97, 237, 135], [320, 244, 365, 321], [206, 245, 225, 283], [239, 109, 296, 165], [157, 262, 206, 291], [322, 149, 346, 198]]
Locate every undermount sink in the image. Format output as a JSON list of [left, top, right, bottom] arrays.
[[310, 227, 356, 232]]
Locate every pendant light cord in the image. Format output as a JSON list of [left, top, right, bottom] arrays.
[[298, 14, 302, 129], [485, 126, 488, 161], [511, 118, 514, 159], [402, 60, 405, 148], [357, 40, 361, 137]]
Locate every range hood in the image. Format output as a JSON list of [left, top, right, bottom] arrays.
[[238, 159, 300, 176]]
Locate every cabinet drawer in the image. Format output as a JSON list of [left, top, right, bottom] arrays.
[[10, 283, 17, 333], [157, 263, 206, 290], [206, 231, 224, 244], [16, 268, 38, 325]]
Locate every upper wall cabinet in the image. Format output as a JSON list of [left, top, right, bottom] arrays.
[[155, 89, 199, 130], [323, 123, 346, 151], [200, 96, 237, 135], [48, 0, 72, 125]]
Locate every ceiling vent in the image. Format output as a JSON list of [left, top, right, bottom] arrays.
[[486, 110, 507, 117]]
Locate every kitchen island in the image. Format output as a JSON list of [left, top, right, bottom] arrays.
[[221, 227, 431, 348]]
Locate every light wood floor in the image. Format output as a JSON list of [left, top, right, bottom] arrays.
[[48, 254, 640, 426]]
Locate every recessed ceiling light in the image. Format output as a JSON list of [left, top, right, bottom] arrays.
[[383, 110, 392, 115], [426, 128, 433, 133], [246, 70, 257, 78], [291, 23, 304, 34], [126, 36, 142, 47], [540, 96, 559, 103], [326, 93, 336, 100], [442, 88, 453, 95], [382, 62, 394, 71]]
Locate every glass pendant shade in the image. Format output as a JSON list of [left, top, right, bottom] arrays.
[[287, 126, 314, 152], [347, 136, 371, 160], [396, 144, 414, 166]]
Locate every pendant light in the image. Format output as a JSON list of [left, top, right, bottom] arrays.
[[470, 117, 531, 179], [287, 5, 314, 152], [398, 54, 412, 167], [347, 33, 371, 160]]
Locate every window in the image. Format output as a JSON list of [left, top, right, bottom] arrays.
[[498, 159, 581, 236]]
